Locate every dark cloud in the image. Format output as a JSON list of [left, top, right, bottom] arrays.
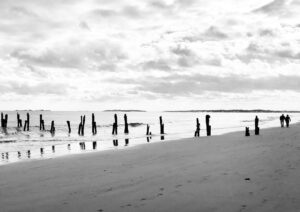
[[108, 74, 300, 98]]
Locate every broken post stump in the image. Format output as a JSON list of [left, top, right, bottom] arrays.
[[124, 114, 129, 134], [206, 115, 211, 136], [195, 118, 200, 137], [245, 127, 250, 136]]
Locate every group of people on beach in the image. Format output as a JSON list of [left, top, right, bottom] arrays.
[[280, 114, 291, 128]]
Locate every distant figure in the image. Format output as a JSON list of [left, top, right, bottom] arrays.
[[280, 114, 285, 128], [285, 115, 291, 128]]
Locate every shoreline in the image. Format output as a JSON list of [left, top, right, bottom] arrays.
[[1, 122, 298, 167], [1, 124, 300, 211]]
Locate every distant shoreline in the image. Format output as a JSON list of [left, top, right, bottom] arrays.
[[165, 110, 300, 113], [103, 110, 146, 112]]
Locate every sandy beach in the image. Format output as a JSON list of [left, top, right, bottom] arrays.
[[1, 124, 300, 212]]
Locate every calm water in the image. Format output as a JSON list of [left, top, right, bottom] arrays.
[[1, 111, 299, 166]]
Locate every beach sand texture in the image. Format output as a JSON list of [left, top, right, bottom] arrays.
[[0, 125, 300, 212]]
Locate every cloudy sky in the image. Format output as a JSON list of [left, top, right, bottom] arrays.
[[0, 0, 300, 111]]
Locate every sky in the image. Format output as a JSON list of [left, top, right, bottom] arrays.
[[0, 0, 300, 111]]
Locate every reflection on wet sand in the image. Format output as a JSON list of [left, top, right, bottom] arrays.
[[125, 138, 129, 146], [93, 141, 97, 150]]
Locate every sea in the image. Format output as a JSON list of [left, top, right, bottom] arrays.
[[1, 111, 300, 166]]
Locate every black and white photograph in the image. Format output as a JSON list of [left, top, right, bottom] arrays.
[[1, 0, 300, 211]]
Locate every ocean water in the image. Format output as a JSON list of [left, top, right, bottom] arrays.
[[1, 111, 300, 166]]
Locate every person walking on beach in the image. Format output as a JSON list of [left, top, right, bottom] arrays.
[[285, 115, 291, 128], [280, 114, 285, 127]]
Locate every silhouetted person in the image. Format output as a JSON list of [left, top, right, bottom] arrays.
[[280, 114, 285, 128], [285, 115, 291, 128]]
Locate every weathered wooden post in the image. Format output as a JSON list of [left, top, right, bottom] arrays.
[[4, 114, 8, 128], [40, 114, 43, 130], [78, 115, 85, 136], [206, 115, 211, 136], [125, 138, 129, 146], [194, 118, 200, 137], [52, 145, 55, 153], [50, 121, 55, 134], [17, 113, 22, 128], [159, 116, 164, 134], [245, 127, 250, 136], [23, 120, 28, 131], [92, 113, 97, 135], [1, 113, 3, 127], [81, 115, 85, 135], [27, 150, 31, 158], [40, 148, 44, 155], [124, 114, 129, 134], [112, 114, 118, 135], [146, 124, 150, 135], [255, 116, 259, 135], [78, 116, 82, 135], [26, 113, 30, 131], [67, 121, 71, 134], [18, 151, 21, 158]]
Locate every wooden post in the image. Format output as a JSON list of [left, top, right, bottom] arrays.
[[245, 127, 250, 136], [50, 121, 55, 134], [27, 150, 31, 158], [146, 124, 150, 135], [206, 115, 211, 136], [40, 114, 43, 130], [1, 112, 3, 127], [40, 148, 44, 155], [124, 114, 129, 134], [112, 114, 118, 135], [3, 114, 8, 128], [195, 118, 200, 137], [159, 116, 164, 134], [26, 113, 30, 131], [67, 121, 71, 134], [23, 121, 27, 131], [17, 113, 22, 128], [92, 113, 97, 135], [125, 138, 129, 146], [255, 116, 259, 135], [52, 145, 55, 153], [82, 115, 85, 136]]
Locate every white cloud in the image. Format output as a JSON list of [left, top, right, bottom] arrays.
[[0, 0, 300, 110]]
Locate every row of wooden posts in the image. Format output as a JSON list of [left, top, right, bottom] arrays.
[[1, 112, 261, 138], [0, 113, 169, 136]]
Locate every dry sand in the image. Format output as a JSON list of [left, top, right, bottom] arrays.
[[1, 125, 300, 212]]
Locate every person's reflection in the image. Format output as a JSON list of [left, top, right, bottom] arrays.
[[113, 139, 119, 147]]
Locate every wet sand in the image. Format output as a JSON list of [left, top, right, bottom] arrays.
[[0, 124, 300, 212]]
